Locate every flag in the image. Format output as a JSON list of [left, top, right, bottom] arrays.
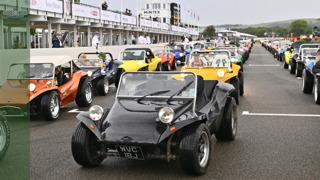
[[264, 32, 267, 36]]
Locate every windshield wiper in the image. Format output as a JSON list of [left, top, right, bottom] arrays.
[[166, 81, 193, 104], [136, 90, 171, 104]]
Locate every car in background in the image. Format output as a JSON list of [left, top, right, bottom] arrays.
[[216, 45, 243, 71], [182, 50, 244, 104], [71, 71, 238, 175], [151, 46, 177, 71], [166, 44, 190, 65], [0, 56, 93, 121], [0, 113, 9, 160], [295, 46, 320, 77], [302, 57, 320, 104]]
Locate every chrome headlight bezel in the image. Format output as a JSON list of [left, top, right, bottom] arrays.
[[217, 70, 225, 78], [89, 105, 104, 121], [87, 71, 93, 77], [179, 53, 184, 57], [159, 107, 175, 124]]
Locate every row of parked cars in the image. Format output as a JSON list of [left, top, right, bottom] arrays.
[[262, 40, 320, 104], [0, 40, 253, 175]]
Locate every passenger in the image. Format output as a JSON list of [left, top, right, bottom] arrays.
[[54, 66, 63, 86], [191, 54, 206, 67], [312, 49, 320, 74], [303, 49, 313, 57]]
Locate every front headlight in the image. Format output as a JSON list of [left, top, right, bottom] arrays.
[[179, 53, 184, 57], [28, 83, 36, 92], [87, 71, 93, 77], [217, 70, 225, 78], [89, 105, 104, 121], [159, 107, 175, 124]]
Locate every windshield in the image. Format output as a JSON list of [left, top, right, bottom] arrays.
[[186, 51, 231, 68], [117, 72, 196, 99], [7, 63, 54, 80], [205, 43, 214, 49], [217, 47, 237, 56], [302, 48, 318, 58], [193, 44, 204, 50], [74, 59, 103, 67], [120, 50, 146, 61], [167, 45, 182, 51]]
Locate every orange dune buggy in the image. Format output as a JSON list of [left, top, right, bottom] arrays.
[[0, 56, 93, 121], [151, 46, 177, 71]]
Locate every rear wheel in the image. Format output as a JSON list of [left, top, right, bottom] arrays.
[[238, 72, 244, 96], [314, 78, 320, 104], [97, 76, 109, 96], [215, 97, 238, 141], [165, 61, 171, 71], [41, 91, 60, 121], [302, 69, 314, 94], [289, 61, 296, 74], [76, 78, 93, 107], [230, 78, 240, 105], [179, 124, 211, 175], [0, 115, 9, 160], [71, 123, 103, 167], [283, 60, 288, 69], [296, 63, 303, 77]]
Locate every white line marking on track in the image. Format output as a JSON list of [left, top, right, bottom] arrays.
[[68, 109, 85, 113], [242, 111, 320, 117], [249, 64, 280, 67]]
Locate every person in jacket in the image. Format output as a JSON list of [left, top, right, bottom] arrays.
[[52, 32, 64, 48], [312, 49, 320, 74]]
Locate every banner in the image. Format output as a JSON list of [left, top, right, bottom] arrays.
[[161, 23, 169, 30], [172, 25, 179, 32], [152, 21, 161, 29], [102, 11, 120, 22], [122, 15, 136, 25], [73, 4, 100, 19], [140, 19, 152, 28], [30, 0, 63, 13]]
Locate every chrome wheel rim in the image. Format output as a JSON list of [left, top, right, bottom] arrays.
[[85, 85, 92, 103], [315, 80, 318, 102], [302, 71, 305, 91], [50, 95, 59, 117], [104, 79, 109, 94], [231, 104, 237, 135], [0, 121, 7, 151], [198, 131, 210, 167]]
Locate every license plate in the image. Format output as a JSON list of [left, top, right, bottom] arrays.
[[115, 145, 145, 160]]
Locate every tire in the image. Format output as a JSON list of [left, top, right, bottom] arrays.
[[238, 72, 244, 96], [115, 69, 125, 88], [283, 61, 288, 69], [41, 91, 60, 121], [230, 78, 240, 105], [179, 124, 211, 175], [156, 63, 162, 71], [171, 58, 177, 70], [215, 97, 238, 141], [0, 116, 9, 160], [302, 69, 314, 94], [75, 78, 93, 107], [296, 63, 303, 78], [289, 61, 296, 74], [71, 123, 103, 167], [165, 61, 171, 71], [314, 78, 320, 105], [97, 76, 109, 96]]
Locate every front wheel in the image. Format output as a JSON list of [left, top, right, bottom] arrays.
[[115, 69, 125, 88], [296, 63, 303, 77], [171, 58, 177, 70], [283, 60, 288, 69], [97, 76, 109, 96], [215, 97, 238, 141], [238, 72, 244, 96], [289, 61, 296, 74], [0, 115, 10, 160], [179, 124, 211, 175], [41, 91, 60, 121], [156, 63, 163, 71], [165, 61, 171, 71], [71, 123, 103, 167], [75, 78, 93, 107]]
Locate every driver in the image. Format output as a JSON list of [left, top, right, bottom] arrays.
[[54, 66, 63, 86], [190, 54, 206, 67], [303, 49, 313, 57]]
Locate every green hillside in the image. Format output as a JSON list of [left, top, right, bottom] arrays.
[[232, 18, 320, 29]]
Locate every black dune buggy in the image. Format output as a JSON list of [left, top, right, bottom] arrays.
[[75, 51, 123, 95], [71, 72, 238, 175]]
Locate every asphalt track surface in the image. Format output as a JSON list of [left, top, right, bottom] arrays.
[[27, 45, 319, 180]]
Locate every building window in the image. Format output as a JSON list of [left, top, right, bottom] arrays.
[[163, 3, 166, 9], [158, 3, 161, 9], [146, 4, 149, 9], [163, 18, 166, 23]]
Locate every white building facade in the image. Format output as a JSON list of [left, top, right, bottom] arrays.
[[138, 0, 173, 24]]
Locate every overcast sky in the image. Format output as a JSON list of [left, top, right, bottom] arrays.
[[103, 0, 319, 26]]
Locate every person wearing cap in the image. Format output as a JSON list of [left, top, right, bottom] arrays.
[[52, 32, 64, 48], [312, 49, 320, 74], [92, 32, 101, 47]]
